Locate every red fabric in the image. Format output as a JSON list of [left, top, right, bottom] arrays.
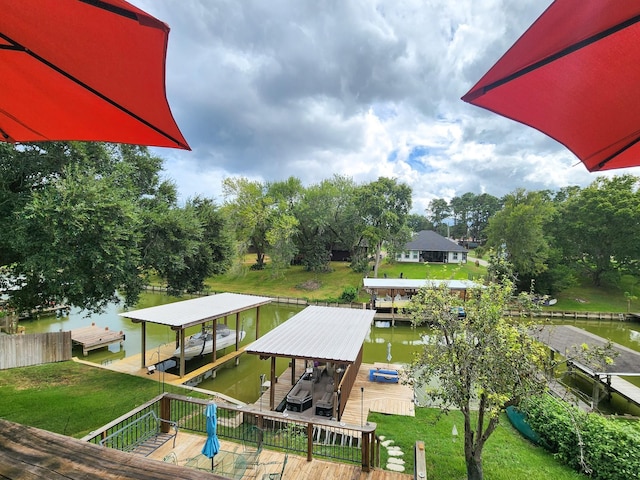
[[0, 0, 190, 150], [462, 1, 640, 171]]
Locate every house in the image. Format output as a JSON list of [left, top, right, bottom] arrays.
[[396, 230, 468, 264]]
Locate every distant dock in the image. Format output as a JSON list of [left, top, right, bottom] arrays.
[[70, 323, 125, 356]]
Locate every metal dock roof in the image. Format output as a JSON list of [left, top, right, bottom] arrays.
[[246, 305, 375, 364]]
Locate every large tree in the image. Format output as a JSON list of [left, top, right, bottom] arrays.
[[555, 175, 640, 286], [406, 281, 547, 480], [355, 177, 412, 278], [4, 142, 233, 313], [485, 189, 555, 291], [222, 177, 273, 269]]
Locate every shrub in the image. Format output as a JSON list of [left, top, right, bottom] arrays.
[[521, 394, 640, 480], [339, 286, 358, 303]]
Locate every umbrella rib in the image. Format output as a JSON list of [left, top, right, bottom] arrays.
[[0, 32, 188, 149], [473, 13, 640, 98], [593, 135, 640, 171]]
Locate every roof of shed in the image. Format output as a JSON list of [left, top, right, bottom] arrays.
[[246, 305, 374, 364], [363, 278, 480, 290], [119, 292, 272, 330], [405, 230, 468, 252]]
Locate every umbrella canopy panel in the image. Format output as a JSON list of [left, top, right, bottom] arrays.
[[0, 0, 189, 149], [462, 1, 640, 172]]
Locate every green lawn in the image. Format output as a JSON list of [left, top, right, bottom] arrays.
[[186, 258, 488, 303], [186, 256, 639, 312], [0, 362, 585, 479], [0, 361, 207, 438], [370, 409, 587, 480]]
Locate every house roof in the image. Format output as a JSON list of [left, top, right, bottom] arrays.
[[405, 230, 468, 253], [246, 305, 374, 364], [119, 292, 272, 330], [363, 278, 480, 291]]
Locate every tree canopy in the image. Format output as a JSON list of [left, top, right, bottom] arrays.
[[2, 142, 233, 313], [406, 281, 547, 480]]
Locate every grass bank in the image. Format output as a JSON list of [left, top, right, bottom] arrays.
[[0, 361, 206, 438], [194, 259, 486, 303], [0, 362, 585, 479]]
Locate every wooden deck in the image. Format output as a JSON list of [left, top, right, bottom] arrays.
[[70, 323, 125, 356], [253, 362, 414, 423], [150, 431, 412, 480]]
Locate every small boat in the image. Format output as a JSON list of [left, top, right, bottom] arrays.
[[174, 324, 246, 359]]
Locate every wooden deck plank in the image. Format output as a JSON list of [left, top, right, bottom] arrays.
[[149, 431, 412, 480], [70, 324, 125, 356]]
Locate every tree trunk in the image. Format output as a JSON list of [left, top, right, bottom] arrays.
[[465, 453, 483, 480]]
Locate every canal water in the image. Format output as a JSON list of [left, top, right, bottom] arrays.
[[19, 293, 429, 403], [19, 293, 640, 413]]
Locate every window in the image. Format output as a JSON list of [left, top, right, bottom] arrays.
[[452, 252, 458, 260]]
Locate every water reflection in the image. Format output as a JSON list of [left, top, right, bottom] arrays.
[[17, 294, 640, 410]]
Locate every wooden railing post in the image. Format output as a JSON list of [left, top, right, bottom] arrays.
[[362, 431, 370, 472], [307, 422, 313, 462], [160, 393, 171, 434]]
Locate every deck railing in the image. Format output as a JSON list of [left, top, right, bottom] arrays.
[[82, 392, 378, 471]]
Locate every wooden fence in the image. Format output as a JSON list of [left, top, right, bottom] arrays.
[[0, 331, 72, 370]]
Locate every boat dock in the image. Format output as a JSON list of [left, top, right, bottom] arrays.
[[71, 323, 125, 356], [533, 325, 640, 409], [103, 341, 249, 391], [250, 361, 414, 423]]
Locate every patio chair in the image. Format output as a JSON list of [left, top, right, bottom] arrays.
[[261, 453, 288, 480]]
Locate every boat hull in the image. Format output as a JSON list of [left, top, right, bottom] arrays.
[[174, 330, 246, 359]]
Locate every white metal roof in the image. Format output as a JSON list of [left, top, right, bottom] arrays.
[[363, 278, 480, 290], [119, 292, 272, 330], [246, 305, 374, 364]]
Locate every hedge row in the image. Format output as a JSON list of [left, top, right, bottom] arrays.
[[520, 395, 640, 480]]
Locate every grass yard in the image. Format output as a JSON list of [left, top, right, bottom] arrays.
[[0, 362, 586, 478], [0, 361, 207, 438], [191, 258, 487, 303], [370, 409, 587, 480]]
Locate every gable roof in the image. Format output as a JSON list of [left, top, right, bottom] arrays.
[[405, 230, 468, 253]]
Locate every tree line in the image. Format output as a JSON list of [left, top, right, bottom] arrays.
[[2, 141, 639, 312]]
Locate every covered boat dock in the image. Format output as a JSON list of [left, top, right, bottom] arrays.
[[120, 293, 272, 378], [246, 305, 375, 421], [533, 325, 640, 409]]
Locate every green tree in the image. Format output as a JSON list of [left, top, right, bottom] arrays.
[[406, 281, 547, 480], [11, 164, 143, 312], [485, 189, 555, 291], [142, 197, 234, 295], [556, 175, 640, 286], [406, 213, 433, 233], [426, 198, 450, 237], [3, 142, 233, 312], [355, 177, 412, 278], [222, 177, 273, 269], [265, 213, 299, 278]]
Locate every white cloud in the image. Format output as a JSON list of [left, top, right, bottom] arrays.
[[131, 0, 640, 211]]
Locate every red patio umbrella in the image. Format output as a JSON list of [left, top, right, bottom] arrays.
[[462, 1, 640, 172], [0, 0, 190, 150]]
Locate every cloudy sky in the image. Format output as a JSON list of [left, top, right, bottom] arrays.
[[130, 0, 638, 213]]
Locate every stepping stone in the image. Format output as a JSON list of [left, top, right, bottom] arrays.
[[387, 463, 406, 472], [378, 435, 386, 441], [387, 448, 404, 456], [388, 457, 405, 465], [381, 439, 394, 447]]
